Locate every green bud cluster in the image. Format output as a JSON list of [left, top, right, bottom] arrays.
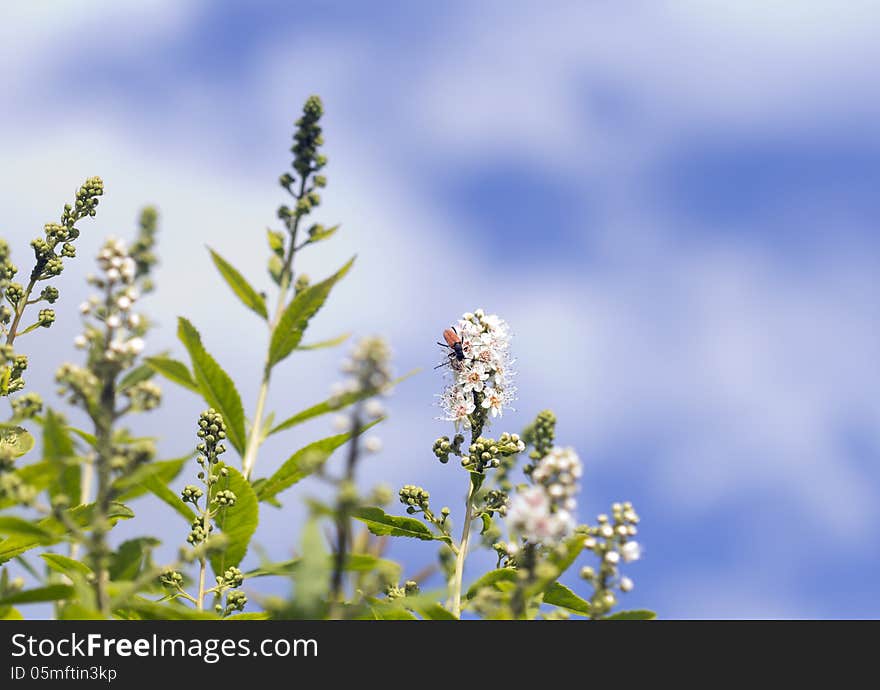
[[181, 485, 204, 504], [129, 206, 159, 291], [0, 240, 16, 285], [122, 380, 162, 412], [54, 363, 99, 410], [0, 346, 28, 395], [293, 273, 310, 295], [463, 433, 524, 473], [385, 580, 420, 601], [432, 434, 464, 464], [108, 439, 155, 474], [213, 489, 237, 507], [39, 286, 59, 303], [219, 566, 244, 589], [31, 176, 103, 283], [522, 410, 556, 475], [0, 472, 37, 505], [187, 515, 212, 545], [37, 308, 54, 327], [197, 408, 228, 464], [578, 501, 641, 618], [482, 489, 508, 517], [399, 484, 430, 514], [159, 569, 185, 589], [220, 589, 247, 616], [10, 392, 43, 420]]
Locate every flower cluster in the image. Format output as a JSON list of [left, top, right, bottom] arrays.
[[331, 336, 393, 450], [76, 237, 148, 364], [578, 502, 642, 617], [437, 309, 515, 428], [506, 447, 581, 547]]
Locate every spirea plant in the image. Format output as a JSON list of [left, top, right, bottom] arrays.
[[0, 96, 654, 621]]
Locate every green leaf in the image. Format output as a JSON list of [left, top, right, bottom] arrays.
[[245, 553, 400, 580], [113, 456, 190, 503], [465, 568, 518, 599], [210, 464, 259, 577], [292, 519, 330, 618], [296, 332, 351, 351], [41, 553, 94, 579], [0, 424, 35, 461], [268, 371, 417, 437], [226, 612, 271, 620], [352, 507, 452, 544], [0, 502, 134, 565], [0, 584, 73, 606], [43, 409, 80, 504], [118, 362, 155, 392], [412, 601, 458, 620], [268, 256, 355, 369], [139, 474, 195, 522], [480, 513, 493, 535], [604, 609, 657, 621], [116, 598, 219, 620], [67, 428, 97, 448], [109, 538, 160, 581], [544, 582, 591, 616], [256, 419, 382, 502], [0, 606, 22, 619], [305, 223, 340, 245], [145, 356, 201, 395], [0, 462, 53, 510], [0, 517, 54, 542], [208, 247, 268, 320], [177, 318, 247, 455], [267, 229, 285, 257]]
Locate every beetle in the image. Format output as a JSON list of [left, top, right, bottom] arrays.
[[435, 326, 468, 369]]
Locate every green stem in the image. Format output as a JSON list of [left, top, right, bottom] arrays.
[[5, 277, 37, 346], [451, 479, 475, 619], [241, 178, 307, 480]]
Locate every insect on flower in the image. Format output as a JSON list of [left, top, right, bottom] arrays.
[[434, 326, 470, 370]]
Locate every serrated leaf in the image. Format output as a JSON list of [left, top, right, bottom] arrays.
[[177, 318, 246, 455], [604, 609, 657, 620], [41, 553, 94, 579], [544, 582, 591, 616], [0, 424, 34, 461], [145, 356, 201, 395], [208, 247, 268, 320], [296, 332, 351, 351], [43, 409, 79, 504], [268, 256, 355, 369], [118, 362, 155, 392], [244, 553, 401, 580], [268, 371, 417, 437], [256, 419, 381, 502], [0, 584, 73, 606], [352, 507, 452, 544], [113, 456, 190, 503], [465, 568, 518, 599], [0, 517, 54, 542], [209, 464, 259, 577]]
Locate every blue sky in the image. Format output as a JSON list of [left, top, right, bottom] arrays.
[[2, 1, 880, 618]]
